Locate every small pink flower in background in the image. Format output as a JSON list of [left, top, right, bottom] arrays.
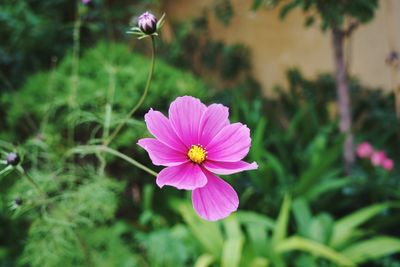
[[382, 158, 394, 171], [356, 142, 373, 158], [82, 0, 91, 4], [138, 96, 258, 221], [370, 150, 386, 166]]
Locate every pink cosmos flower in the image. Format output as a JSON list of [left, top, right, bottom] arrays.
[[138, 96, 258, 221], [371, 150, 386, 166], [356, 142, 373, 158], [382, 158, 394, 171], [82, 0, 91, 4]]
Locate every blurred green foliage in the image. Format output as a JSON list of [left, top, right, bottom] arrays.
[[0, 0, 148, 90], [1, 42, 207, 145], [218, 69, 400, 211], [1, 1, 400, 266]]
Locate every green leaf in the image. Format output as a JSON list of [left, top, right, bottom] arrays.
[[249, 257, 270, 267], [179, 203, 224, 258], [292, 198, 312, 236], [194, 254, 215, 267], [276, 236, 355, 267], [221, 216, 243, 267], [294, 141, 342, 196], [304, 16, 315, 27], [251, 0, 264, 11], [264, 152, 285, 183], [250, 117, 267, 162], [304, 178, 353, 202], [238, 211, 273, 258], [330, 203, 391, 248], [237, 211, 276, 230], [279, 1, 300, 20], [272, 195, 291, 245], [221, 239, 243, 267], [342, 236, 400, 264], [308, 213, 334, 244]]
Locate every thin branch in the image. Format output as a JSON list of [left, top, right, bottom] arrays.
[[104, 35, 156, 146]]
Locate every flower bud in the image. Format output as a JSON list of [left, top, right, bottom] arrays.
[[138, 12, 157, 34], [15, 197, 22, 206], [382, 158, 394, 171], [370, 151, 386, 166], [356, 142, 373, 158], [6, 152, 20, 166]]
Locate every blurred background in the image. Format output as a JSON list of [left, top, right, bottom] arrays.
[[1, 0, 400, 266]]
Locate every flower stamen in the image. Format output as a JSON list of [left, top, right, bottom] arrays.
[[187, 145, 207, 164]]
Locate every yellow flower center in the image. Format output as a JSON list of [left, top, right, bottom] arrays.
[[187, 145, 207, 164]]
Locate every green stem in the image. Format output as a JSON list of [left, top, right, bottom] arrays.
[[98, 66, 117, 175], [0, 165, 13, 177], [68, 1, 82, 146], [17, 166, 46, 197], [104, 35, 156, 146], [68, 145, 158, 177]]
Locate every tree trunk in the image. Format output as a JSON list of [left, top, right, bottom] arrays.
[[332, 28, 354, 173]]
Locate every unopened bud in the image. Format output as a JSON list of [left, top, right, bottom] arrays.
[[6, 153, 20, 166], [138, 12, 157, 34], [15, 197, 22, 206]]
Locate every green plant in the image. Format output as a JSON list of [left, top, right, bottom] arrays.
[[176, 195, 400, 267], [251, 0, 379, 172], [0, 40, 209, 266]]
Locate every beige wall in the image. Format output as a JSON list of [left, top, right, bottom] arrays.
[[164, 0, 400, 95]]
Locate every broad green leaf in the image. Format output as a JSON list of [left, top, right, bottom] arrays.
[[250, 117, 267, 162], [221, 239, 243, 267], [249, 257, 270, 267], [292, 198, 312, 236], [237, 211, 276, 230], [272, 195, 291, 245], [304, 178, 352, 202], [223, 215, 243, 240], [276, 236, 355, 267], [285, 105, 308, 141], [308, 213, 334, 244], [342, 236, 400, 264], [246, 221, 269, 257], [330, 203, 391, 248], [194, 254, 215, 267], [264, 152, 285, 183], [221, 216, 243, 267], [179, 203, 224, 257], [295, 141, 341, 196]]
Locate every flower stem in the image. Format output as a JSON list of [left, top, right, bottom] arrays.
[[0, 165, 13, 177], [16, 166, 46, 197], [104, 35, 156, 146], [68, 145, 158, 177], [68, 1, 82, 146]]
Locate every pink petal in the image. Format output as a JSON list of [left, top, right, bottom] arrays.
[[169, 96, 207, 147], [192, 171, 239, 221], [206, 123, 251, 162], [144, 109, 187, 152], [137, 138, 188, 166], [156, 162, 207, 190], [203, 160, 258, 175], [198, 104, 230, 147], [356, 142, 373, 158]]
